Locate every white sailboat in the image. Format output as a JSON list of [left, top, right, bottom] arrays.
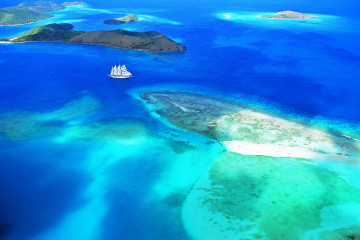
[[108, 64, 133, 79]]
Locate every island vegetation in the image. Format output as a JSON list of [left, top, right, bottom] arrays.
[[0, 1, 85, 26], [0, 7, 53, 26], [260, 11, 317, 20], [103, 14, 140, 25], [17, 1, 65, 12], [1, 23, 186, 53]]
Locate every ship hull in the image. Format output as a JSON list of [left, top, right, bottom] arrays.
[[108, 74, 129, 79]]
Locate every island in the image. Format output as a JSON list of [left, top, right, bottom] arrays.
[[16, 1, 65, 12], [0, 7, 53, 26], [61, 1, 86, 6], [103, 14, 140, 25], [260, 11, 317, 20], [1, 23, 186, 53], [0, 1, 85, 26]]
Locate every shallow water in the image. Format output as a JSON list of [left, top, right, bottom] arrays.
[[0, 1, 360, 240]]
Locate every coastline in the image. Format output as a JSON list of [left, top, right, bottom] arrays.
[[0, 15, 54, 27], [0, 3, 88, 27], [2, 40, 186, 53], [258, 15, 316, 20]]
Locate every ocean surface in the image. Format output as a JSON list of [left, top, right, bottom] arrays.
[[0, 0, 360, 239]]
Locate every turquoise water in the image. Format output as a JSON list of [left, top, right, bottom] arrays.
[[0, 2, 360, 240]]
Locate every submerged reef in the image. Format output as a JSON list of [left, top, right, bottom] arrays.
[[57, 119, 149, 143], [0, 93, 150, 145], [137, 91, 360, 240], [318, 226, 360, 240], [141, 92, 360, 160], [0, 94, 100, 141], [182, 153, 360, 240]]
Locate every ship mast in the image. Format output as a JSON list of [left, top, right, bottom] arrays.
[[117, 65, 122, 76]]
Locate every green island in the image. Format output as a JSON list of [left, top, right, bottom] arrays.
[[260, 11, 317, 20], [0, 7, 53, 26], [17, 1, 65, 12], [0, 1, 85, 26], [103, 14, 140, 25], [1, 23, 186, 53]]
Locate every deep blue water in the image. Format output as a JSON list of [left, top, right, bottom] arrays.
[[0, 0, 360, 239]]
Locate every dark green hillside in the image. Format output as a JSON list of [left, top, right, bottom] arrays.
[[13, 23, 84, 41], [69, 30, 186, 52], [17, 1, 65, 12], [0, 7, 53, 25], [111, 30, 165, 38]]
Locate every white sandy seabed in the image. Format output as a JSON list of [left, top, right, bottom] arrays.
[[180, 109, 360, 240]]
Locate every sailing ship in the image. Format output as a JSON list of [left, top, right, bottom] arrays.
[[108, 64, 133, 78]]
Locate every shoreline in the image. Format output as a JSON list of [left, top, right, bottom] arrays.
[[221, 140, 352, 160], [258, 16, 315, 20], [0, 15, 54, 27], [2, 40, 186, 53], [0, 3, 87, 27]]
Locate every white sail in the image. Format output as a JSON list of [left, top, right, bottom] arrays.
[[124, 70, 131, 77], [117, 65, 122, 75], [119, 65, 131, 77], [115, 66, 120, 75], [110, 66, 115, 75], [126, 70, 133, 77]]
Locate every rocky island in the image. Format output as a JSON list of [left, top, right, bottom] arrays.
[[1, 23, 186, 53], [103, 14, 140, 24], [260, 11, 317, 20]]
